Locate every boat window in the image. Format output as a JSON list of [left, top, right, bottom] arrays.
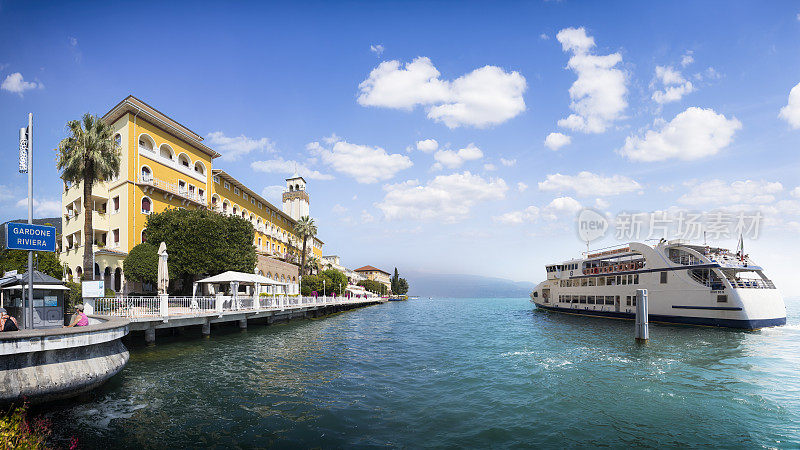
[[717, 295, 728, 303], [581, 278, 588, 287], [588, 296, 595, 304], [660, 272, 668, 284], [605, 296, 615, 305], [626, 295, 632, 306], [598, 277, 605, 286], [588, 278, 596, 287], [634, 274, 639, 284], [579, 296, 587, 304], [533, 292, 538, 298], [616, 275, 621, 285], [621, 276, 627, 285], [628, 275, 634, 284]]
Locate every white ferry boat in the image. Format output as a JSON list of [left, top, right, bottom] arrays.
[[530, 240, 786, 329]]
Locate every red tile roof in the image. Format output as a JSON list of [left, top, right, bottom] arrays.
[[354, 265, 390, 275]]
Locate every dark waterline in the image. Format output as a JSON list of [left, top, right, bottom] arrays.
[[42, 298, 800, 448]]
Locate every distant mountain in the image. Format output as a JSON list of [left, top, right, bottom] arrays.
[[403, 270, 537, 298], [0, 217, 61, 249]]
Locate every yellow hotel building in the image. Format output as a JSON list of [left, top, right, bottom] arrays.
[[59, 95, 323, 294]]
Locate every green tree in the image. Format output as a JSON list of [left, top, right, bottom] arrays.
[[358, 279, 387, 295], [300, 274, 321, 296], [0, 249, 64, 279], [320, 269, 347, 296], [56, 113, 121, 281], [144, 208, 256, 293], [391, 267, 399, 293], [123, 242, 158, 284], [293, 216, 317, 275], [396, 278, 409, 295]]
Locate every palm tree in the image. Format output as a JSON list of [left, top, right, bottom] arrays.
[[56, 113, 121, 281], [293, 216, 317, 275]]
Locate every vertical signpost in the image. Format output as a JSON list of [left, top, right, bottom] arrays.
[[17, 114, 34, 329]]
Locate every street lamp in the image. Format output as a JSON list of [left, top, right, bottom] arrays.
[[323, 279, 326, 297]]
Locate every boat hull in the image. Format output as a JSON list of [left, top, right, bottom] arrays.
[[534, 302, 786, 330]]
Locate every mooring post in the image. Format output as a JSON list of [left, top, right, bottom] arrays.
[[635, 288, 649, 342], [202, 320, 211, 337], [145, 326, 156, 345]]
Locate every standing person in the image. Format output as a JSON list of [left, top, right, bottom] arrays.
[[0, 308, 19, 331], [65, 304, 89, 327]]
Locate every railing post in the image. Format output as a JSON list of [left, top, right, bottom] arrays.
[[635, 289, 648, 342], [215, 293, 223, 314], [159, 293, 169, 317]]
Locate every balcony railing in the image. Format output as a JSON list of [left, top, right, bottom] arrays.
[[138, 175, 206, 205]]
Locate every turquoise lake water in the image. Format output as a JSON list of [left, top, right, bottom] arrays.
[[44, 297, 800, 448]]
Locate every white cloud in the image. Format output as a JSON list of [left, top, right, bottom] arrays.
[[357, 56, 527, 128], [544, 132, 571, 150], [555, 27, 627, 133], [678, 180, 784, 206], [432, 143, 483, 170], [250, 157, 333, 180], [542, 196, 582, 220], [681, 52, 694, 67], [1, 72, 43, 95], [651, 65, 695, 104], [483, 163, 497, 171], [370, 44, 384, 56], [308, 136, 412, 183], [332, 204, 348, 214], [260, 185, 285, 203], [377, 171, 508, 222], [540, 33, 549, 40], [792, 187, 800, 198], [500, 158, 516, 167], [595, 198, 610, 209], [517, 182, 528, 192], [779, 82, 800, 129], [416, 139, 439, 153], [361, 210, 376, 223], [618, 107, 742, 162], [494, 206, 540, 225], [206, 131, 274, 160], [538, 171, 641, 197], [16, 197, 61, 216]]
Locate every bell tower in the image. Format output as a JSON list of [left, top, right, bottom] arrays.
[[282, 175, 309, 220]]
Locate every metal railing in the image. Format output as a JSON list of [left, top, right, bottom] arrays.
[[94, 294, 378, 319], [138, 175, 206, 205]]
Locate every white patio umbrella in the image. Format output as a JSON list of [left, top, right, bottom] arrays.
[[157, 242, 169, 295]]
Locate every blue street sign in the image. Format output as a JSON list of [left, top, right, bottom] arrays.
[[5, 222, 56, 252]]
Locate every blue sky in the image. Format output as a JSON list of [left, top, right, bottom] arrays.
[[1, 1, 800, 294]]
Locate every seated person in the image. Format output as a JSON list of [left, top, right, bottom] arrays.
[[65, 304, 89, 327], [0, 308, 18, 331]]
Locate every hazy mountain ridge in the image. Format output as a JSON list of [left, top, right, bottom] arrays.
[[404, 270, 537, 298]]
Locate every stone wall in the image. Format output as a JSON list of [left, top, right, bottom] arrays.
[[256, 254, 299, 284], [0, 316, 130, 404]]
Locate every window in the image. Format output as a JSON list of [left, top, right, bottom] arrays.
[[141, 229, 147, 243], [113, 196, 120, 213], [588, 296, 595, 304], [717, 295, 728, 303], [234, 187, 240, 195], [160, 144, 174, 160], [114, 134, 121, 147], [140, 166, 152, 182], [194, 161, 206, 175], [198, 188, 204, 200], [232, 206, 238, 215], [626, 295, 632, 306], [141, 197, 152, 214], [179, 154, 190, 167], [579, 296, 587, 304], [598, 277, 605, 286], [224, 181, 230, 190], [605, 296, 614, 305], [112, 229, 120, 246], [660, 271, 668, 284], [213, 175, 220, 183]]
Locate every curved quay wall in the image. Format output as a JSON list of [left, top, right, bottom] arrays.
[[0, 316, 130, 404]]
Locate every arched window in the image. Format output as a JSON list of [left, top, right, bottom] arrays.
[[159, 144, 174, 160], [222, 201, 229, 212], [141, 197, 152, 214], [138, 134, 155, 152], [178, 153, 191, 168], [194, 161, 206, 175], [75, 266, 83, 280], [141, 166, 152, 182], [141, 229, 147, 243], [114, 134, 121, 147], [114, 268, 122, 291], [295, 184, 300, 191], [289, 185, 294, 192], [67, 267, 73, 282], [232, 206, 238, 215]]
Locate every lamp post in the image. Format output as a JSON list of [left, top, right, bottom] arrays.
[[323, 279, 326, 298]]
